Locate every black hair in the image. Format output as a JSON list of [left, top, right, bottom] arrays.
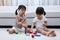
[[44, 11, 46, 16], [36, 7, 46, 16], [15, 5, 26, 15]]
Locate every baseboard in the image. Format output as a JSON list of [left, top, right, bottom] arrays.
[[0, 25, 60, 28], [0, 25, 12, 28]]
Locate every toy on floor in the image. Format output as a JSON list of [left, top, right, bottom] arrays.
[[29, 29, 41, 38], [31, 31, 37, 38], [15, 27, 26, 34], [19, 28, 23, 34], [18, 17, 26, 34], [26, 33, 30, 36], [15, 32, 18, 34], [15, 28, 25, 34], [31, 34, 34, 38], [14, 28, 22, 34], [35, 33, 41, 37], [19, 17, 22, 28]]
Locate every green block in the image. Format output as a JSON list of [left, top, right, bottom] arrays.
[[19, 29, 22, 31], [15, 32, 18, 34], [19, 31, 22, 34], [26, 33, 30, 36]]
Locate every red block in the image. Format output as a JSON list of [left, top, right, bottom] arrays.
[[32, 34, 34, 38], [19, 18, 22, 28], [19, 17, 22, 22], [29, 32, 33, 34], [33, 31, 37, 34]]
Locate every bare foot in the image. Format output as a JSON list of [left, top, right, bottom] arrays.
[[7, 29, 15, 34], [48, 31, 56, 37]]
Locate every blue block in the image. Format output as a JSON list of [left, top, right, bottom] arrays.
[[25, 28, 26, 34], [35, 34, 41, 37]]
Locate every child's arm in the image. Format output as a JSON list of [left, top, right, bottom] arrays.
[[24, 19, 28, 28], [31, 18, 36, 32], [43, 21, 48, 29], [43, 21, 47, 26], [16, 15, 20, 25], [43, 15, 48, 28], [31, 22, 35, 32]]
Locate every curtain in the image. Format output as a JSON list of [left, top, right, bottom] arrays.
[[18, 0, 39, 6], [42, 0, 59, 5], [12, 0, 18, 6], [0, 0, 3, 6], [0, 0, 12, 6], [0, 0, 60, 6]]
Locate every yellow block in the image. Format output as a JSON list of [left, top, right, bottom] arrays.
[[19, 22, 22, 24]]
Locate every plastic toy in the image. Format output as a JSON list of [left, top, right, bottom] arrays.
[[18, 17, 26, 34], [19, 17, 22, 28], [29, 31, 37, 34], [29, 32, 33, 34], [29, 31, 37, 38], [15, 32, 18, 34], [26, 33, 30, 36], [35, 34, 41, 37], [29, 30, 41, 38], [19, 28, 23, 34], [31, 34, 34, 38], [33, 31, 37, 34]]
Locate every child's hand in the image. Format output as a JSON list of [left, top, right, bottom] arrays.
[[42, 22, 47, 26], [24, 24, 27, 28], [30, 28, 33, 32], [45, 27, 48, 30]]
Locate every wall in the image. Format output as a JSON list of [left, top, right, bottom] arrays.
[[0, 6, 60, 26]]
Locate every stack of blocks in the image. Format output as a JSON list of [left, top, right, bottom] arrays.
[[15, 17, 41, 38]]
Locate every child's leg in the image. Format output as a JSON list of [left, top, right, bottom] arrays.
[[7, 27, 16, 34], [7, 28, 15, 34], [49, 31, 56, 37], [37, 28, 48, 35], [44, 28, 56, 36]]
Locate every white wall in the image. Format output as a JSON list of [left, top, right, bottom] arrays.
[[0, 6, 60, 26]]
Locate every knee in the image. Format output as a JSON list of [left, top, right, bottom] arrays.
[[37, 28, 42, 33], [37, 28, 41, 31]]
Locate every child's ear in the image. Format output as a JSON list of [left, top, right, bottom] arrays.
[[17, 10, 20, 14], [18, 9, 19, 12]]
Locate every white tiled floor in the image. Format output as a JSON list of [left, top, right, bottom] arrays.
[[0, 28, 60, 40]]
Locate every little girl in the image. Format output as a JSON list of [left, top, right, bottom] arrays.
[[31, 7, 56, 37], [7, 5, 29, 34]]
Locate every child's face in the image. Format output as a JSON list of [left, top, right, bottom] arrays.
[[18, 9, 26, 16], [37, 14, 43, 19]]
